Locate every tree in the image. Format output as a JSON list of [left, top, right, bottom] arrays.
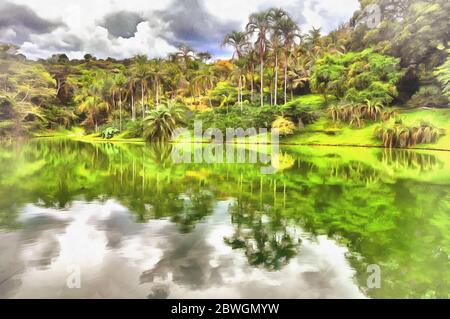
[[305, 27, 322, 49], [111, 71, 127, 131], [143, 102, 186, 142], [434, 47, 450, 100], [269, 8, 287, 105], [131, 55, 151, 120], [74, 71, 109, 132], [149, 59, 167, 107], [223, 31, 250, 110], [311, 49, 402, 105], [276, 13, 300, 104], [196, 51, 212, 63], [176, 45, 196, 67], [247, 10, 273, 107], [222, 31, 249, 60]]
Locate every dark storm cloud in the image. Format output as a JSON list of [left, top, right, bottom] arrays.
[[157, 0, 239, 49], [0, 1, 64, 44], [99, 11, 145, 39]]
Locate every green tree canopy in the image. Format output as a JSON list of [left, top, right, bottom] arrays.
[[311, 49, 402, 104]]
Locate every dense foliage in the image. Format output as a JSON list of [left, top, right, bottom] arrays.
[[311, 49, 402, 104], [0, 1, 448, 142]]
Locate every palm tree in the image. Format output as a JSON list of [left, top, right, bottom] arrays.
[[223, 31, 251, 110], [126, 74, 137, 121], [111, 72, 127, 131], [247, 10, 273, 107], [222, 31, 249, 60], [305, 27, 322, 49], [75, 72, 109, 132], [176, 45, 196, 67], [270, 8, 288, 105], [230, 58, 247, 110], [288, 55, 310, 94], [149, 59, 167, 107], [277, 14, 300, 104], [243, 48, 258, 102], [131, 55, 151, 120], [196, 51, 212, 62], [143, 102, 186, 142], [192, 64, 218, 107]]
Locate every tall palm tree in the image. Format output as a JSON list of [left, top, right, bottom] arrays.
[[243, 48, 258, 102], [131, 55, 151, 120], [149, 59, 167, 107], [222, 31, 249, 60], [230, 58, 247, 110], [223, 31, 250, 110], [111, 72, 127, 131], [277, 14, 300, 104], [270, 8, 288, 105], [176, 45, 196, 67], [126, 74, 137, 121], [192, 64, 218, 107], [246, 10, 273, 107]]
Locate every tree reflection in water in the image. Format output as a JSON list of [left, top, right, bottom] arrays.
[[0, 140, 448, 298]]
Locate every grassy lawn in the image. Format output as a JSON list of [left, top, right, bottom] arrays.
[[284, 107, 450, 151]]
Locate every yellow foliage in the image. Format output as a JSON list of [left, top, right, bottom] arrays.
[[271, 116, 296, 136]]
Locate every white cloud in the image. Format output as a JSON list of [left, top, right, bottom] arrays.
[[5, 0, 360, 60]]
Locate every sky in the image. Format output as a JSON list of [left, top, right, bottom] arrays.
[[0, 0, 360, 60]]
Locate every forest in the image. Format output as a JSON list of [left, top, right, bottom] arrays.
[[0, 0, 449, 299], [0, 0, 449, 149]]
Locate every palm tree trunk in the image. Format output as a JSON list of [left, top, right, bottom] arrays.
[[274, 51, 278, 105], [156, 78, 159, 107], [250, 64, 254, 102], [260, 57, 264, 108], [141, 81, 145, 119], [284, 50, 288, 105], [119, 94, 122, 131], [238, 75, 242, 111], [131, 89, 136, 121]]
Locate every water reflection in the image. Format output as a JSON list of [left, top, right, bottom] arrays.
[[0, 200, 363, 298], [0, 140, 448, 298]]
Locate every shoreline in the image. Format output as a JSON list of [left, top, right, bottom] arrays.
[[26, 135, 450, 153]]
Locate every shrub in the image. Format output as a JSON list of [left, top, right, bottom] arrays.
[[193, 103, 319, 133], [374, 122, 445, 148], [101, 126, 120, 139], [328, 100, 395, 127], [407, 85, 448, 108], [123, 121, 144, 138], [272, 117, 296, 136]]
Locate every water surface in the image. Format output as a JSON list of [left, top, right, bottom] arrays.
[[0, 140, 448, 298]]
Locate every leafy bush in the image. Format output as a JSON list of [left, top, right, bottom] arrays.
[[272, 117, 296, 136], [194, 103, 319, 133], [434, 46, 450, 99], [194, 105, 279, 132], [123, 121, 144, 138], [407, 85, 448, 108], [374, 122, 445, 148], [101, 126, 120, 139]]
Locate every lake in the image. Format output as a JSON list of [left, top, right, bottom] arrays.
[[0, 139, 448, 298]]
